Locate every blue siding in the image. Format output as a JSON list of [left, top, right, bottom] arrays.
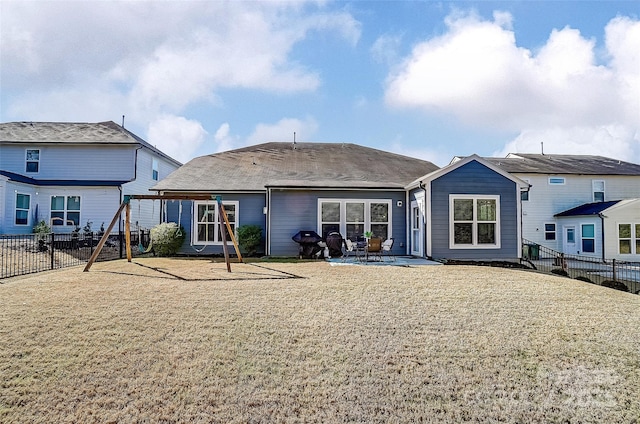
[[166, 193, 266, 255], [269, 190, 407, 256], [430, 161, 519, 260]]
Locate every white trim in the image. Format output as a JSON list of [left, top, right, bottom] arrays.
[[192, 200, 239, 245], [25, 148, 40, 174], [548, 177, 565, 185], [15, 192, 31, 226], [152, 158, 159, 181], [317, 198, 392, 241], [50, 194, 81, 227], [449, 194, 501, 249], [616, 223, 638, 255], [592, 179, 605, 202], [544, 222, 556, 241], [580, 223, 596, 253], [426, 185, 432, 257]]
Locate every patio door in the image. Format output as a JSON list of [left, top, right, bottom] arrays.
[[410, 200, 424, 256], [563, 225, 577, 255]]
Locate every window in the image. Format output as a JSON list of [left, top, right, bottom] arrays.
[[592, 180, 605, 202], [548, 177, 565, 185], [15, 193, 30, 225], [581, 224, 595, 253], [152, 159, 159, 181], [193, 201, 238, 244], [521, 179, 530, 201], [26, 149, 40, 173], [50, 195, 81, 226], [318, 199, 392, 241], [618, 223, 640, 255], [544, 223, 556, 240], [450, 195, 500, 248]]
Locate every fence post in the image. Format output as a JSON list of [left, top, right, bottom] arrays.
[[612, 259, 616, 282], [90, 233, 94, 256], [50, 233, 55, 270], [119, 231, 123, 259]]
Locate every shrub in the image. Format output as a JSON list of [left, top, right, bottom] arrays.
[[237, 225, 263, 256], [150, 223, 185, 257], [33, 220, 51, 236], [601, 280, 629, 292]]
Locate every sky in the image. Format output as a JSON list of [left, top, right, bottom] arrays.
[[1, 1, 639, 167]]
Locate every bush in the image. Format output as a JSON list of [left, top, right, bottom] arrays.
[[150, 223, 185, 257], [33, 220, 51, 236], [601, 280, 629, 292], [237, 225, 263, 256]]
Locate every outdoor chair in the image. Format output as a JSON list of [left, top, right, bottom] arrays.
[[343, 239, 355, 262], [381, 238, 395, 262], [367, 237, 382, 261]]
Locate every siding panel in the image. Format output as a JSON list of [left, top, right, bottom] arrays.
[[430, 161, 519, 260]]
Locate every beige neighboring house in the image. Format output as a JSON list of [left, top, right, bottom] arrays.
[[477, 153, 640, 260]]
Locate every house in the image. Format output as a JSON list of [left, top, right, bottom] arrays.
[[152, 143, 528, 262], [554, 198, 640, 261], [479, 153, 640, 260], [407, 155, 529, 261], [0, 121, 181, 234]]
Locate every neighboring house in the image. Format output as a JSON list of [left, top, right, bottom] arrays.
[[478, 153, 640, 260], [554, 199, 640, 261], [407, 155, 529, 261], [0, 121, 181, 234], [152, 143, 528, 262]]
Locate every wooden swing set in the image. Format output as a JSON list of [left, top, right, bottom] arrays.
[[83, 194, 243, 273]]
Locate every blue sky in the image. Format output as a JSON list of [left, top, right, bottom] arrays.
[[1, 1, 638, 166]]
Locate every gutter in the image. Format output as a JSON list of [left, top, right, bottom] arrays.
[[598, 212, 606, 262], [419, 180, 427, 258]]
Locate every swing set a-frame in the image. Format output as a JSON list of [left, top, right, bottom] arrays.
[[83, 194, 243, 273]]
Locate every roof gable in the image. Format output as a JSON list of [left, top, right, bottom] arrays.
[[153, 142, 439, 192], [408, 154, 529, 189]]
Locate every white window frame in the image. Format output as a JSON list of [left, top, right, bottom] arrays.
[[449, 195, 501, 249], [15, 193, 31, 226], [50, 195, 81, 227], [520, 179, 530, 202], [581, 223, 595, 253], [592, 180, 605, 202], [152, 159, 159, 181], [192, 200, 238, 245], [548, 177, 565, 185], [544, 223, 556, 241], [317, 199, 392, 241], [618, 223, 640, 255], [25, 148, 40, 173]]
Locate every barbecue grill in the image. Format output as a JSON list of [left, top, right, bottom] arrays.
[[292, 230, 323, 259]]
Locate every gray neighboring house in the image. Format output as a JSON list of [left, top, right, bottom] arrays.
[[153, 143, 529, 262], [153, 142, 440, 257], [0, 121, 181, 234]]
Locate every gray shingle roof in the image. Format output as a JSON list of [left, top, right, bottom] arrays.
[[483, 153, 640, 175], [153, 142, 440, 192], [0, 121, 181, 166]]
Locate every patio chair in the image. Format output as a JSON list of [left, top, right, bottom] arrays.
[[381, 238, 395, 262], [367, 237, 382, 261], [342, 239, 355, 262]]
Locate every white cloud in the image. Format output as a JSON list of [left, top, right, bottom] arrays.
[[1, 1, 360, 151], [385, 11, 640, 162], [371, 33, 403, 65], [147, 115, 207, 163], [247, 117, 319, 145]]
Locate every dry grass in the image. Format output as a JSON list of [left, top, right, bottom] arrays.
[[1, 258, 639, 423]]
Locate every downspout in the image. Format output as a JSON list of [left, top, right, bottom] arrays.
[[266, 187, 271, 256], [599, 212, 605, 262], [419, 180, 427, 258]]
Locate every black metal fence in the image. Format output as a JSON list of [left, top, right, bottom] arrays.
[[522, 239, 640, 294], [1, 231, 151, 280]]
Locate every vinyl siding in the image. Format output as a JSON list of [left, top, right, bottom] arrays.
[[602, 199, 640, 261], [430, 161, 519, 260], [518, 174, 640, 250], [0, 144, 136, 181], [123, 148, 181, 229], [269, 189, 407, 257], [165, 193, 266, 255]]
